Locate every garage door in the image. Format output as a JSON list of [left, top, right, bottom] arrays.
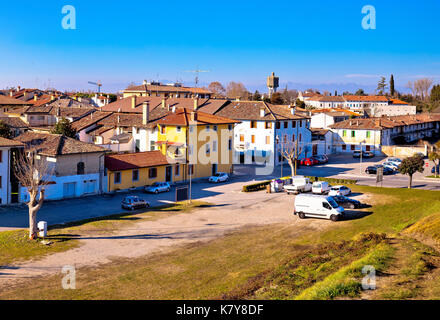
[[63, 182, 76, 198], [84, 180, 96, 194]]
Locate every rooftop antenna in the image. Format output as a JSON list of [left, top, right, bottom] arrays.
[[88, 81, 103, 93], [185, 68, 210, 87]]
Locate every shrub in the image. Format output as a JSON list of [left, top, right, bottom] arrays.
[[242, 181, 271, 193]]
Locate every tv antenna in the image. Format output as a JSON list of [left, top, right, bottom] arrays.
[[185, 69, 210, 87]]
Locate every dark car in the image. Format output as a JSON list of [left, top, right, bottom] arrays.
[[121, 196, 150, 211], [365, 165, 393, 175], [354, 151, 374, 159], [332, 195, 362, 209], [432, 165, 440, 174]]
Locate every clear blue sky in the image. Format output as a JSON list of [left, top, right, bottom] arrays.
[[1, 0, 439, 93]]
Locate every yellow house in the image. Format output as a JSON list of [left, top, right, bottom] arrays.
[[105, 151, 184, 192], [153, 107, 240, 180]]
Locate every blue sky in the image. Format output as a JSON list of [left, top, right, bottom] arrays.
[[1, 0, 439, 93]]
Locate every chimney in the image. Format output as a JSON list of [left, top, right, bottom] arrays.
[[131, 95, 136, 109], [172, 106, 176, 113], [290, 105, 296, 115], [34, 94, 38, 101], [9, 91, 13, 97], [191, 111, 198, 122], [143, 102, 149, 125], [162, 99, 166, 109], [51, 95, 55, 100], [260, 107, 265, 118], [57, 107, 61, 117], [194, 98, 199, 110], [167, 104, 171, 111], [117, 115, 120, 124]]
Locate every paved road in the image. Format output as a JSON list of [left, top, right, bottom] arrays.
[[1, 154, 440, 231]]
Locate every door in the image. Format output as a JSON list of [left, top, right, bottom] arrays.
[[166, 166, 172, 182], [239, 152, 245, 164], [212, 164, 217, 176], [313, 144, 318, 156], [85, 180, 96, 194], [63, 182, 76, 198]]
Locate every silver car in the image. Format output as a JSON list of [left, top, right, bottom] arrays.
[[121, 196, 150, 211], [145, 182, 171, 194]]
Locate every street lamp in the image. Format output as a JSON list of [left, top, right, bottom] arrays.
[[360, 140, 366, 175], [276, 135, 283, 178]]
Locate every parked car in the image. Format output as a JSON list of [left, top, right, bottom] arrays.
[[209, 172, 229, 183], [387, 157, 402, 166], [284, 176, 312, 194], [414, 152, 425, 158], [312, 181, 331, 194], [121, 196, 150, 211], [328, 185, 352, 196], [332, 195, 362, 209], [294, 194, 344, 222], [383, 161, 399, 171], [145, 182, 171, 194], [365, 165, 393, 175], [313, 155, 328, 164], [353, 150, 374, 158], [300, 158, 318, 166]]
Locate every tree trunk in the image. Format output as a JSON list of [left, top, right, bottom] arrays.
[[288, 159, 295, 178], [408, 174, 413, 189], [28, 188, 45, 240]]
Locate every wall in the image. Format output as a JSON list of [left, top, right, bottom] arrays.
[[373, 105, 417, 117], [381, 145, 428, 158], [332, 128, 382, 154], [50, 153, 103, 177], [0, 148, 10, 205]]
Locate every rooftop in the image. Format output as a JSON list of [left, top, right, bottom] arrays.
[[105, 151, 171, 171]]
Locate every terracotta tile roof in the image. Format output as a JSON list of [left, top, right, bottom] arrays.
[[105, 151, 171, 171], [71, 111, 113, 131], [154, 108, 240, 126], [15, 132, 107, 156], [329, 114, 440, 130], [98, 113, 147, 128], [125, 84, 212, 95], [343, 95, 389, 102], [215, 101, 308, 121], [0, 137, 24, 147], [48, 107, 95, 119], [312, 96, 345, 102], [101, 96, 163, 114], [47, 97, 95, 109], [389, 98, 409, 105], [0, 117, 29, 128], [0, 95, 28, 105]]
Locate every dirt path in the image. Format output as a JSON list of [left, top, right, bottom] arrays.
[[0, 191, 332, 290]]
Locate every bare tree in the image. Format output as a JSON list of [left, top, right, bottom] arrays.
[[416, 78, 434, 101], [14, 152, 53, 240], [280, 139, 303, 177], [226, 82, 249, 100], [208, 81, 226, 98], [406, 81, 416, 97]]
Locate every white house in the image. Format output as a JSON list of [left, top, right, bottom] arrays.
[[0, 137, 24, 205], [214, 101, 312, 165]]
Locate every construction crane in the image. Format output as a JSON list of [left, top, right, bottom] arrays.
[[185, 69, 210, 87], [88, 81, 103, 93]]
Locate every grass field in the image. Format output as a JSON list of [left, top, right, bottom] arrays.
[[2, 185, 440, 300]]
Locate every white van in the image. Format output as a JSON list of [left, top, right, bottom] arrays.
[[294, 194, 344, 222], [312, 181, 330, 194], [283, 176, 312, 194]]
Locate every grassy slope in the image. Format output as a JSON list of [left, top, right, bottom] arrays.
[[2, 186, 440, 300]]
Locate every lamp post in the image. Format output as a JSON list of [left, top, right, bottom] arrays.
[[276, 135, 283, 178], [360, 140, 365, 175]]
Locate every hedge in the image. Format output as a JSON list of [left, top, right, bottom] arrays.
[[242, 176, 357, 193]]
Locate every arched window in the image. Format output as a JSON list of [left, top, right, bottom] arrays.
[[77, 162, 85, 175]]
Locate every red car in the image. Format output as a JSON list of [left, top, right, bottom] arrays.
[[300, 158, 318, 166]]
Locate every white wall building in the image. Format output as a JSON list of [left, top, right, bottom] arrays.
[[0, 138, 23, 205]]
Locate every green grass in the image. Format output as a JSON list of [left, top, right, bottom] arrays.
[[0, 201, 209, 266]]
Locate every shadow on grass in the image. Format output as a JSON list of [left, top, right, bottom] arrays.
[[342, 210, 373, 221]]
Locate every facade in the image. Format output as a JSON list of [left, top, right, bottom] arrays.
[[123, 82, 212, 99], [0, 137, 24, 205], [311, 129, 333, 156], [15, 132, 107, 201], [214, 101, 312, 165], [329, 114, 440, 155], [310, 109, 361, 129]]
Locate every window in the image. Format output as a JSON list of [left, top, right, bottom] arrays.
[[189, 126, 194, 133], [276, 122, 281, 129], [176, 126, 182, 133], [132, 169, 139, 182], [149, 168, 157, 179], [351, 145, 355, 151], [284, 122, 288, 129], [366, 131, 371, 138], [240, 134, 244, 142], [250, 121, 257, 129], [293, 121, 296, 128], [342, 145, 347, 151], [342, 130, 347, 137], [292, 134, 295, 141], [283, 135, 287, 143], [0, 175, 2, 189], [213, 141, 217, 152], [251, 135, 256, 143], [351, 131, 356, 138], [114, 172, 121, 184], [188, 164, 194, 176], [299, 134, 302, 141], [228, 138, 232, 150], [213, 125, 218, 132], [206, 125, 210, 132], [299, 121, 303, 128], [266, 136, 270, 145], [175, 164, 180, 176], [160, 125, 166, 134], [206, 143, 210, 154], [265, 122, 272, 129], [77, 162, 85, 175], [228, 124, 233, 131]]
